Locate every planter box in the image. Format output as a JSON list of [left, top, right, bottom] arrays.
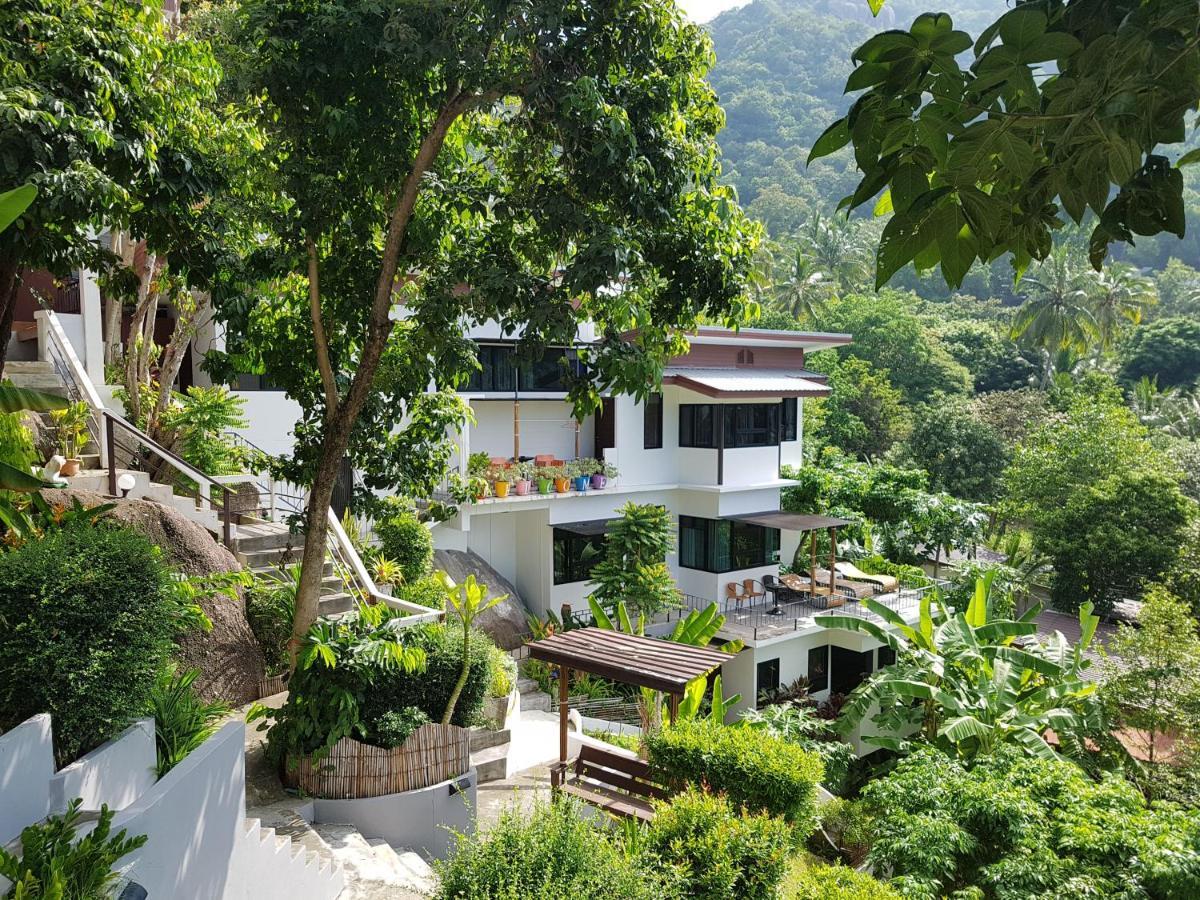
[[285, 724, 470, 799]]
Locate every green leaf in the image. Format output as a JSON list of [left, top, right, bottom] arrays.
[[867, 0, 885, 15], [997, 7, 1048, 51], [846, 63, 889, 92], [1177, 147, 1200, 167], [874, 188, 950, 287], [0, 461, 59, 492], [1023, 31, 1082, 63], [873, 189, 894, 217], [0, 384, 68, 414], [809, 118, 851, 163], [0, 184, 36, 235]]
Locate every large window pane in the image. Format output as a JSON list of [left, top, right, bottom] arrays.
[[808, 645, 829, 693], [644, 392, 663, 449], [782, 398, 797, 442], [678, 515, 781, 573], [552, 528, 607, 584], [679, 404, 715, 448]]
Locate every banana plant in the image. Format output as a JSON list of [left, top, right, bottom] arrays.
[[817, 575, 1102, 760], [1, 384, 71, 538], [437, 572, 506, 725], [587, 596, 744, 730]]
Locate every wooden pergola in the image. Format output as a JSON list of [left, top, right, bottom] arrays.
[[526, 627, 732, 767], [728, 511, 855, 601]]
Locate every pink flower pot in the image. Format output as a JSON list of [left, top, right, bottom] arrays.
[[514, 479, 531, 495]]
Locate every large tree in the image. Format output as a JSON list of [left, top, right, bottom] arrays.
[[812, 0, 1200, 287], [216, 0, 759, 656], [0, 0, 227, 378]]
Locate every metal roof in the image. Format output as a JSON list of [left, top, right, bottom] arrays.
[[662, 367, 833, 398], [726, 511, 856, 531], [526, 627, 732, 694]]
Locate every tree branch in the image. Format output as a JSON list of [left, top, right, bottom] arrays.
[[306, 236, 339, 422]]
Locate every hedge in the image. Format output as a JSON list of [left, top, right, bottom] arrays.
[[789, 863, 902, 900], [374, 502, 432, 584], [646, 719, 824, 830], [0, 524, 177, 765], [646, 788, 792, 900]]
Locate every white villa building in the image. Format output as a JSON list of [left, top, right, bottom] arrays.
[[8, 267, 927, 733]]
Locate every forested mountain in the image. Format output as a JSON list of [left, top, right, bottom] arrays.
[[705, 0, 1200, 273]]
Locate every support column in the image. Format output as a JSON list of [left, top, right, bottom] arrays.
[[828, 526, 837, 594], [558, 665, 570, 765], [79, 268, 104, 385], [513, 398, 520, 460]]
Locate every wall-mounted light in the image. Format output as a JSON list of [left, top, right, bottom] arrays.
[[116, 472, 136, 498]]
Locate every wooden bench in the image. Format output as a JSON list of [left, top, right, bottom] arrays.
[[550, 743, 668, 822]]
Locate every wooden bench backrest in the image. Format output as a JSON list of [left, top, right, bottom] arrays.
[[574, 743, 668, 800]]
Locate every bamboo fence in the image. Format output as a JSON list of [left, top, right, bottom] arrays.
[[286, 724, 470, 799]]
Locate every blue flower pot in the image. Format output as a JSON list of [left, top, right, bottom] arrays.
[[573, 476, 590, 492]]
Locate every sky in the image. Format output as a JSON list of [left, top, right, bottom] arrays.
[[678, 0, 750, 22]]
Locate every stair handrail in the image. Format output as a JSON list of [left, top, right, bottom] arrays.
[[36, 310, 107, 468], [223, 430, 442, 624]]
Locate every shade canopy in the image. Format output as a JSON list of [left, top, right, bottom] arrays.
[[727, 511, 855, 532], [527, 627, 731, 695], [549, 518, 616, 537], [661, 367, 832, 398]]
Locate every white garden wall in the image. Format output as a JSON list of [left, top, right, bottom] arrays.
[[48, 718, 156, 815], [0, 714, 54, 846]]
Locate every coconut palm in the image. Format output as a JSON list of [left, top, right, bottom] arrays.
[[802, 214, 872, 290], [1011, 246, 1096, 354], [1089, 263, 1156, 350], [773, 249, 830, 323], [817, 577, 1103, 760]]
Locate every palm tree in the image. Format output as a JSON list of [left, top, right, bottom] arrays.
[[1011, 246, 1096, 354], [1089, 263, 1156, 350], [773, 249, 830, 323], [803, 214, 871, 290]]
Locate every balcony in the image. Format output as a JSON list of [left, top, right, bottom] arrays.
[[668, 580, 948, 643]]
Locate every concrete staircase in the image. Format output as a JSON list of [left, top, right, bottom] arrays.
[[235, 814, 345, 900], [5, 360, 67, 396], [517, 677, 551, 713], [314, 823, 436, 900], [468, 725, 512, 784], [231, 519, 358, 617]]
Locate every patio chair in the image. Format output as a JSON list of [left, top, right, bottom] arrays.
[[742, 579, 766, 604], [834, 561, 898, 593], [725, 581, 748, 608]]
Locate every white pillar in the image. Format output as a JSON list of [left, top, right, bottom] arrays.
[[78, 268, 104, 385]]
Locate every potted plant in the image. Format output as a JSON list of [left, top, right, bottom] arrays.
[[536, 465, 555, 494], [468, 474, 489, 501], [551, 465, 571, 494], [570, 458, 593, 492], [591, 460, 617, 490], [513, 461, 533, 495], [489, 462, 512, 498], [371, 556, 403, 596], [49, 401, 90, 477]]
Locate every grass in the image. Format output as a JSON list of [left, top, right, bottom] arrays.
[[584, 728, 641, 753]]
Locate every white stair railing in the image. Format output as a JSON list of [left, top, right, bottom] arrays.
[[36, 310, 107, 468]]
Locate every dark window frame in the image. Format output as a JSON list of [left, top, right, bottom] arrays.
[[808, 645, 830, 693], [678, 515, 780, 573], [644, 392, 663, 449], [781, 397, 798, 442], [466, 344, 577, 393], [756, 658, 781, 707], [552, 528, 607, 585], [680, 402, 786, 449]]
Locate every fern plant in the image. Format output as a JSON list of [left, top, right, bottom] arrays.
[[0, 799, 146, 899]]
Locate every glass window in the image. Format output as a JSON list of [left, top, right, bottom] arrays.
[[723, 403, 780, 448], [877, 646, 896, 669], [756, 658, 780, 707], [678, 516, 780, 573], [552, 528, 607, 585], [781, 398, 798, 442], [644, 392, 663, 449], [466, 345, 574, 393], [830, 647, 876, 695], [679, 404, 716, 448], [808, 645, 829, 693]]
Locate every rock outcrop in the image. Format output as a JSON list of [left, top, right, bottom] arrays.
[[39, 488, 266, 703], [432, 548, 532, 649]]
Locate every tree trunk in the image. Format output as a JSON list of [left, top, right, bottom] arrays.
[[288, 440, 345, 663], [103, 233, 134, 369], [440, 619, 472, 725], [0, 247, 23, 382]]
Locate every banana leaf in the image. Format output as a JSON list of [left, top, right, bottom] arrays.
[[0, 184, 36, 234], [0, 383, 68, 414]]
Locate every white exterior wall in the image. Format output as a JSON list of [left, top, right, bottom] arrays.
[[0, 715, 54, 846], [48, 718, 156, 815], [721, 445, 783, 487], [469, 399, 591, 463]]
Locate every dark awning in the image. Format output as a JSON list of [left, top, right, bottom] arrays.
[[726, 511, 855, 532], [550, 518, 616, 537], [526, 627, 731, 694]]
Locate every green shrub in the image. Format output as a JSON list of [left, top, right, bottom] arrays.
[[0, 408, 36, 473], [375, 500, 433, 584], [368, 707, 430, 748], [485, 641, 516, 698], [434, 797, 669, 899], [149, 666, 231, 776], [245, 566, 298, 676], [0, 524, 179, 765], [585, 729, 641, 754], [741, 703, 856, 796], [789, 863, 901, 900], [646, 720, 824, 830], [393, 573, 444, 609], [0, 799, 147, 899], [646, 788, 792, 900], [358, 622, 492, 728]]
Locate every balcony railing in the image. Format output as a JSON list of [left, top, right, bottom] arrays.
[[667, 580, 949, 642]]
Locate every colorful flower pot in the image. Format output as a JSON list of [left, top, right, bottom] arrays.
[[554, 477, 570, 493], [590, 474, 607, 490], [573, 475, 590, 492], [514, 479, 531, 495], [538, 478, 553, 494], [493, 480, 510, 498]]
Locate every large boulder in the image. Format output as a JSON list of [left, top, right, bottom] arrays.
[[432, 548, 532, 650], [38, 488, 266, 703]]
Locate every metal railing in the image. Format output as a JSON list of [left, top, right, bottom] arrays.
[[38, 310, 106, 468], [667, 580, 948, 642]]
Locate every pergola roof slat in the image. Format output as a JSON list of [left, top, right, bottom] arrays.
[[726, 510, 855, 532], [526, 627, 730, 694]]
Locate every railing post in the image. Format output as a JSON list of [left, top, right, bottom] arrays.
[[105, 415, 117, 496], [222, 486, 232, 548]]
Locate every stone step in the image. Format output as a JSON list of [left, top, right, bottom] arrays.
[[469, 741, 510, 784], [314, 825, 432, 900], [242, 544, 304, 569], [319, 592, 356, 616], [5, 360, 54, 374], [7, 373, 67, 395], [468, 726, 511, 753], [250, 555, 333, 578], [233, 522, 296, 552]]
